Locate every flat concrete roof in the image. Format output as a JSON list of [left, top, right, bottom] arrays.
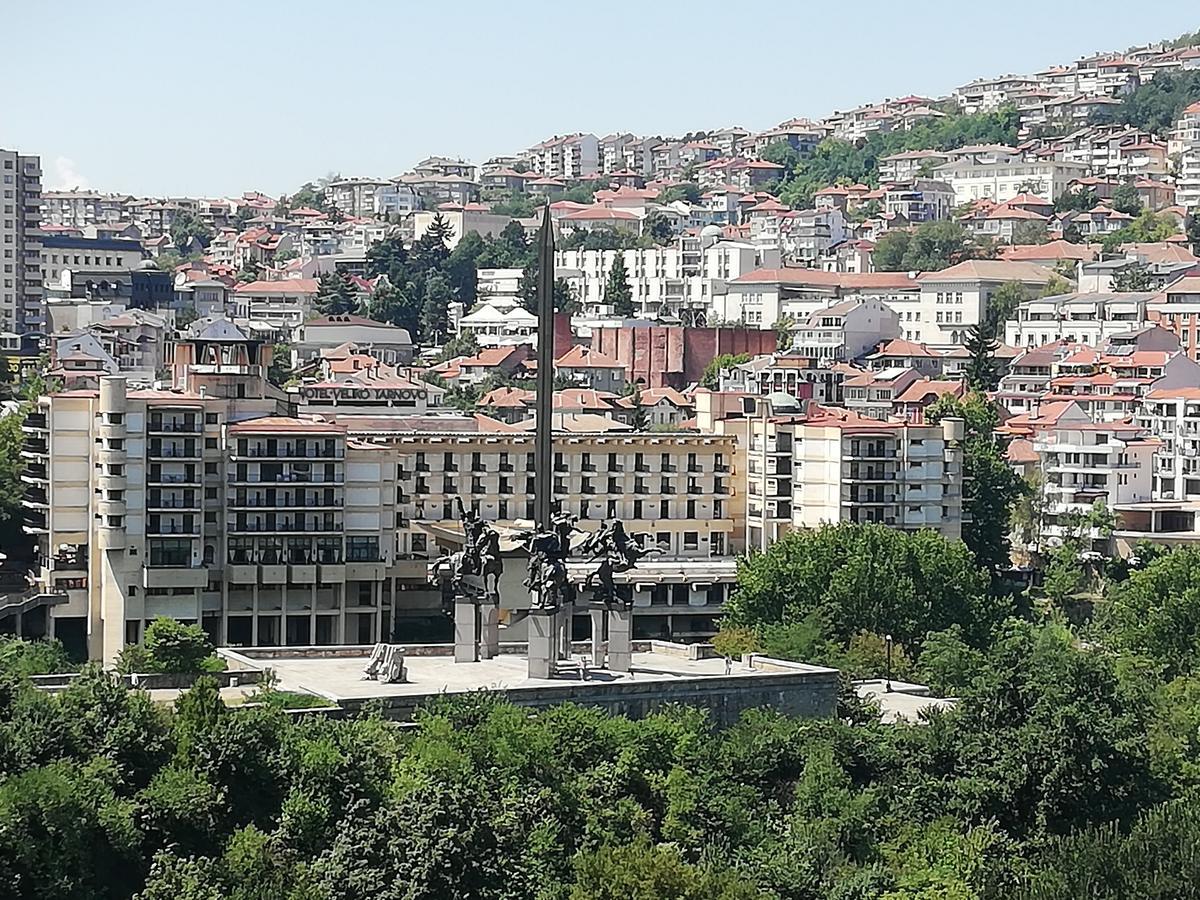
[[266, 649, 800, 703]]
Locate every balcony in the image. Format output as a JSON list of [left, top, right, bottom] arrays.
[[148, 472, 201, 485], [227, 472, 344, 485], [148, 419, 202, 434], [147, 444, 201, 460], [146, 521, 200, 536], [53, 547, 87, 571], [233, 445, 344, 460], [143, 565, 208, 589], [147, 496, 201, 510], [21, 412, 47, 433]]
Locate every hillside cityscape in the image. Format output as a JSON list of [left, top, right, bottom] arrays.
[[5, 16, 1200, 900]]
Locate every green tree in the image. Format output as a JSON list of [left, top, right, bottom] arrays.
[[1112, 262, 1154, 292], [724, 523, 1004, 653], [603, 255, 634, 317], [644, 211, 675, 245], [314, 272, 359, 316], [236, 259, 262, 284], [1012, 220, 1050, 245], [1099, 546, 1200, 678], [962, 323, 1000, 391], [629, 386, 649, 431], [438, 332, 480, 362], [119, 618, 220, 675], [170, 210, 213, 252], [570, 839, 760, 900], [1054, 187, 1099, 213], [288, 183, 329, 211], [518, 261, 579, 315], [1097, 70, 1200, 134], [366, 281, 418, 336], [700, 352, 750, 390], [1101, 209, 1177, 253], [873, 220, 991, 272], [0, 410, 30, 558], [0, 635, 74, 677], [267, 343, 292, 388], [1187, 213, 1200, 255], [419, 273, 453, 345], [1111, 181, 1144, 216], [927, 391, 1026, 573], [657, 182, 702, 204]]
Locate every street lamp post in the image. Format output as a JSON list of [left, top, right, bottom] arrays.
[[884, 633, 893, 693]]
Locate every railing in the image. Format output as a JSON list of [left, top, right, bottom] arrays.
[[148, 446, 201, 459], [147, 522, 198, 535], [149, 473, 200, 484], [227, 473, 343, 484], [237, 445, 344, 459], [148, 420, 202, 433], [147, 498, 200, 509]]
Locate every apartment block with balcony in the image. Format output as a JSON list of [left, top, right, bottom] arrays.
[[1030, 405, 1155, 543], [743, 398, 964, 551], [1, 149, 44, 334], [22, 317, 746, 657], [1172, 101, 1200, 210], [385, 430, 742, 640]]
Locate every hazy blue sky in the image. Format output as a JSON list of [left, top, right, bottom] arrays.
[[3, 1, 1197, 198]]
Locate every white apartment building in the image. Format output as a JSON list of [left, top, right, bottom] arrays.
[[525, 134, 600, 180], [232, 278, 319, 328], [557, 240, 765, 325], [916, 260, 1058, 346], [790, 298, 899, 365], [953, 75, 1043, 113], [740, 398, 964, 551], [41, 191, 130, 228], [715, 269, 922, 334], [1172, 101, 1200, 210], [374, 182, 421, 218], [1, 149, 44, 334], [328, 178, 392, 218], [1005, 292, 1156, 348], [1030, 405, 1156, 542], [936, 146, 1088, 204]]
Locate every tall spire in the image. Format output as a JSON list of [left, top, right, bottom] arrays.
[[533, 205, 556, 532]]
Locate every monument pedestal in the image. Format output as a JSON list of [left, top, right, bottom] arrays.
[[589, 607, 606, 667], [453, 600, 477, 663], [608, 605, 632, 672], [479, 602, 499, 660], [527, 609, 558, 679]]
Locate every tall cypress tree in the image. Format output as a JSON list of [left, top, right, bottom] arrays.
[[963, 324, 1000, 392], [420, 274, 453, 345], [604, 255, 634, 317]]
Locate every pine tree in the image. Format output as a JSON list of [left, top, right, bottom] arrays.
[[420, 274, 453, 345], [604, 255, 634, 317], [630, 386, 650, 431], [423, 212, 456, 254], [315, 272, 358, 316], [963, 324, 1000, 392]]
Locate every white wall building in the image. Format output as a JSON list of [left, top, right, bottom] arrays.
[[936, 146, 1089, 204]]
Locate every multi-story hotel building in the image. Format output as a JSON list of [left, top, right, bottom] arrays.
[[20, 320, 742, 662], [736, 398, 965, 551]]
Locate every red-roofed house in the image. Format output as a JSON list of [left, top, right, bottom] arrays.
[[555, 345, 627, 393], [233, 278, 320, 327]]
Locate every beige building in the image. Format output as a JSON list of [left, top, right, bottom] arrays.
[[21, 321, 743, 661], [733, 397, 964, 551]]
